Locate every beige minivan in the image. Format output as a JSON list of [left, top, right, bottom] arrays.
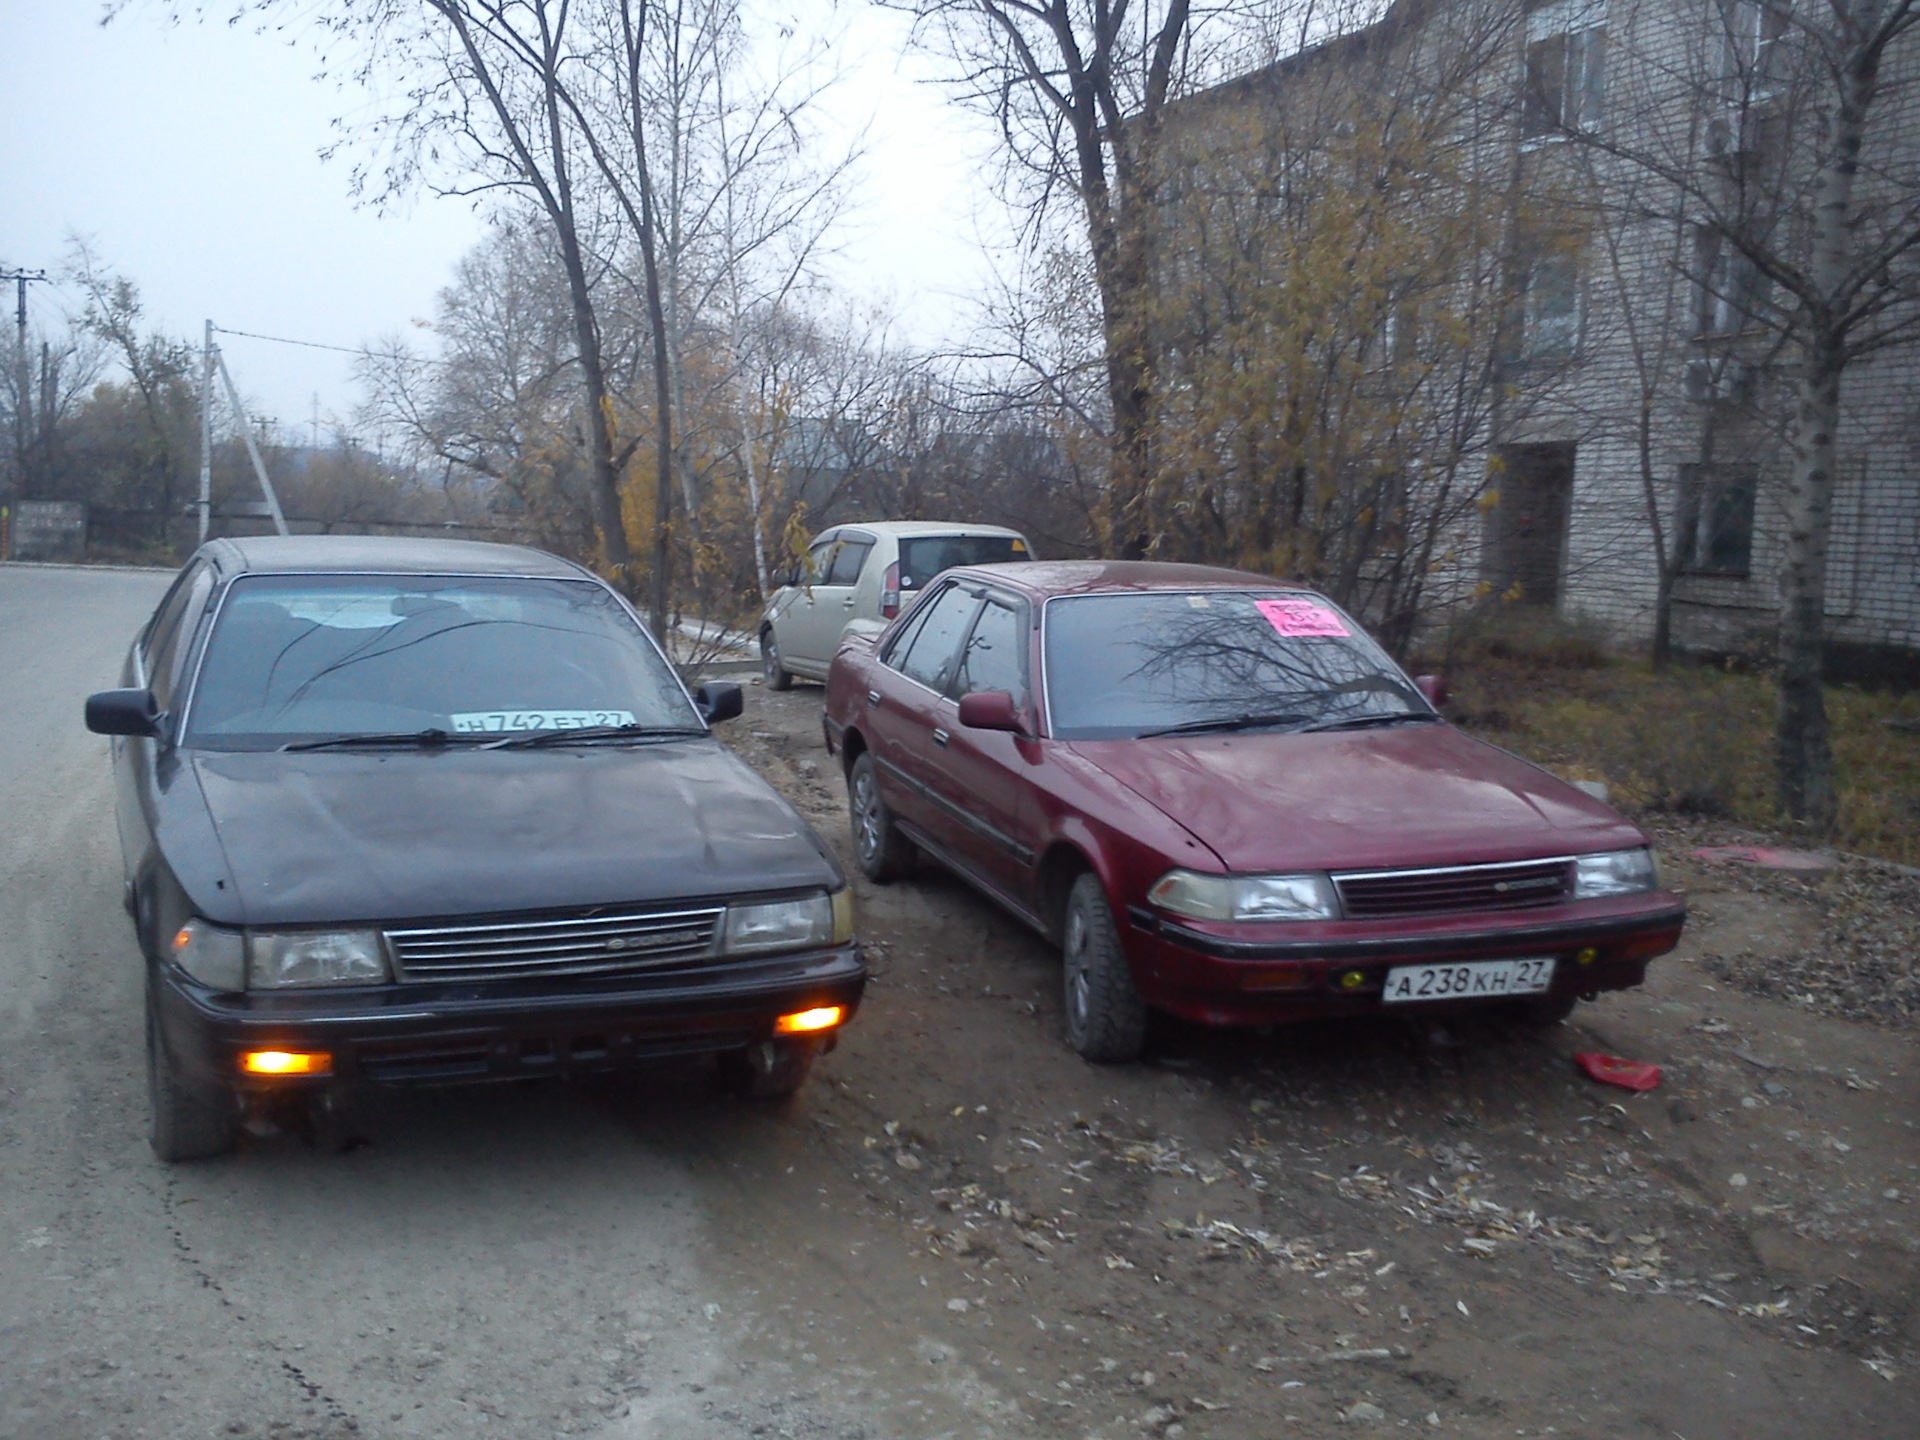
[[758, 521, 1034, 688]]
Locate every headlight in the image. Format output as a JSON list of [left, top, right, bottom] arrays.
[[168, 918, 246, 991], [1148, 869, 1339, 922], [722, 893, 835, 956], [247, 930, 391, 989], [1572, 848, 1657, 899]]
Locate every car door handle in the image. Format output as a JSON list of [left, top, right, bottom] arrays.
[[842, 596, 857, 608], [932, 728, 950, 747], [867, 689, 882, 708]]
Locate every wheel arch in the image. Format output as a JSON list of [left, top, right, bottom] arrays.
[[838, 724, 869, 777], [1035, 840, 1100, 945]]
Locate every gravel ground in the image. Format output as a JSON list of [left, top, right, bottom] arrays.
[[1647, 818, 1920, 1030]]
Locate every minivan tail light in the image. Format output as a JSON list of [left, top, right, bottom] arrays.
[[881, 562, 900, 619]]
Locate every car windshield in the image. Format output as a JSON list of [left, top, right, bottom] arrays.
[[184, 574, 701, 749], [897, 535, 1030, 591], [1042, 591, 1427, 740]]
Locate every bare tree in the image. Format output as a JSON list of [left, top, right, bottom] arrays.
[[889, 0, 1207, 555]]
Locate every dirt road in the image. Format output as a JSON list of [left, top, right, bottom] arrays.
[[2, 562, 1913, 1440], [713, 678, 1919, 1440]]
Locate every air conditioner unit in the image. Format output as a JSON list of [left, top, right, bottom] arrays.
[[1684, 357, 1757, 403]]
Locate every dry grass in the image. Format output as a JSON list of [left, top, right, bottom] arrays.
[[1430, 632, 1920, 867]]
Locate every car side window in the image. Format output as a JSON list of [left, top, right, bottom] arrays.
[[148, 564, 216, 711], [826, 539, 872, 587], [801, 538, 836, 585], [138, 564, 202, 678], [896, 585, 981, 693], [880, 590, 936, 670], [950, 599, 1027, 706]]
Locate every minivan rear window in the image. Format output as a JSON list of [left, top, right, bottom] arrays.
[[898, 535, 1030, 590]]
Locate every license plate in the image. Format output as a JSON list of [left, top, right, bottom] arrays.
[[1381, 957, 1556, 1004]]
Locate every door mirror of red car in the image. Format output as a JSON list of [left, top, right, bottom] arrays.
[[85, 688, 162, 738], [695, 681, 744, 725], [1414, 674, 1450, 708], [957, 690, 1022, 733]]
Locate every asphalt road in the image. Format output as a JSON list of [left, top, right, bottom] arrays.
[[0, 564, 954, 1440]]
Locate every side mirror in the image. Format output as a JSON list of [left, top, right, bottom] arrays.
[[1415, 674, 1450, 708], [957, 690, 1022, 733], [86, 688, 162, 738], [695, 681, 744, 725]]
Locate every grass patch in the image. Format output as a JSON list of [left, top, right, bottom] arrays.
[[1434, 649, 1920, 866]]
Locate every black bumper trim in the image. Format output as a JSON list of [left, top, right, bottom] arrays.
[[1147, 906, 1688, 961], [156, 945, 865, 1088]]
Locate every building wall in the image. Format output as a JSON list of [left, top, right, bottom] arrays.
[[1533, 0, 1920, 659]]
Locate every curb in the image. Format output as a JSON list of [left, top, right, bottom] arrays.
[[1, 560, 177, 576]]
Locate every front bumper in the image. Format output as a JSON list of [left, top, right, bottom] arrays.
[[153, 943, 865, 1091], [1124, 895, 1686, 1026]]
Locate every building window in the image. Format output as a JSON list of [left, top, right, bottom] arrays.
[[1678, 462, 1757, 575], [1523, 253, 1583, 359], [1723, 0, 1791, 98], [1525, 0, 1608, 139], [1690, 227, 1771, 335]]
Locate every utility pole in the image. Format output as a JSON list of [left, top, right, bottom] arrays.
[[3, 268, 49, 505], [198, 320, 213, 543]]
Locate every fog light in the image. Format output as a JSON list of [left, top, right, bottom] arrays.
[[1576, 946, 1598, 966], [775, 1006, 845, 1035], [1338, 969, 1366, 991], [240, 1049, 332, 1076]]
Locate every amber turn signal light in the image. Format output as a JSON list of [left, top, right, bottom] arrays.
[[775, 1006, 845, 1035], [239, 1049, 332, 1076]]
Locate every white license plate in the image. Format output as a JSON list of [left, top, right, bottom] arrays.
[[1381, 957, 1556, 1004]]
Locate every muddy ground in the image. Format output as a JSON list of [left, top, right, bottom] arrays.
[[695, 677, 1920, 1440]]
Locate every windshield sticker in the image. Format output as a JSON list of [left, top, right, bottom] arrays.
[[1010, 539, 1027, 552], [1255, 598, 1350, 638], [451, 709, 638, 734], [1186, 594, 1211, 608]]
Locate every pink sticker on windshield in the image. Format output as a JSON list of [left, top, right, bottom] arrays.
[[1256, 598, 1350, 638]]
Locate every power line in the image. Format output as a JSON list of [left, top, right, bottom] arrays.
[[212, 323, 450, 367]]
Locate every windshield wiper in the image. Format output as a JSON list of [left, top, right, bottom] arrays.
[[282, 728, 467, 752], [1298, 712, 1442, 734], [482, 723, 705, 749], [1138, 711, 1315, 739]]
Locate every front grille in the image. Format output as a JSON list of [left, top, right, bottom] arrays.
[[386, 906, 724, 984], [1332, 858, 1572, 920]]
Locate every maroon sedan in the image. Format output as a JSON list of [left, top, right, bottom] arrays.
[[823, 561, 1685, 1061]]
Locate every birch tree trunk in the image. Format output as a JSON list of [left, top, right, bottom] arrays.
[[1774, 27, 1879, 830]]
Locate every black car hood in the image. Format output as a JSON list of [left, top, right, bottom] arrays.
[[184, 740, 840, 927]]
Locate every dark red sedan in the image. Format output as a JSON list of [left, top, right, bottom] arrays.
[[823, 561, 1684, 1062]]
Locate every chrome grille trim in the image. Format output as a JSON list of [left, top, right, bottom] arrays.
[[386, 906, 724, 984], [1331, 858, 1573, 920]]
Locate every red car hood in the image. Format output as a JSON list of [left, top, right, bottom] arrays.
[[1067, 724, 1641, 873]]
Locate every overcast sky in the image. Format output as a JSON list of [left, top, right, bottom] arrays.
[[0, 0, 1002, 440]]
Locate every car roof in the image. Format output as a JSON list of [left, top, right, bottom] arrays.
[[201, 534, 588, 581], [939, 558, 1320, 599], [825, 520, 1029, 541]]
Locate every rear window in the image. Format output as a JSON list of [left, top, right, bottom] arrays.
[[897, 535, 1031, 591]]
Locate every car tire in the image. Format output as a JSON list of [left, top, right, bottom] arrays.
[[720, 1038, 814, 1099], [849, 751, 915, 882], [146, 996, 237, 1163], [761, 628, 794, 691], [1061, 873, 1148, 1063]]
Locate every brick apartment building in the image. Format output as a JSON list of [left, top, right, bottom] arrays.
[[1161, 0, 1919, 671]]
